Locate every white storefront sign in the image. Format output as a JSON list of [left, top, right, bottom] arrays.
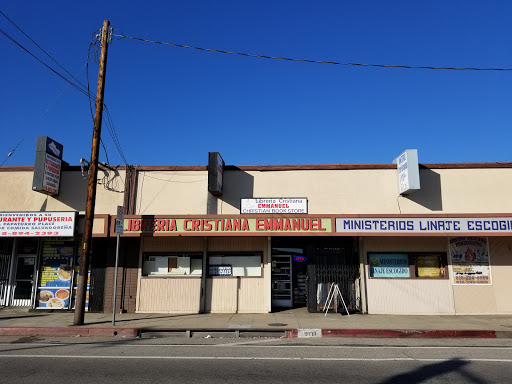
[[241, 198, 308, 214], [393, 149, 420, 195], [0, 212, 76, 237], [336, 217, 512, 234]]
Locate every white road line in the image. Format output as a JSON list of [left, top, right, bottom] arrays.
[[220, 338, 286, 347], [1, 343, 512, 350], [0, 355, 510, 362]]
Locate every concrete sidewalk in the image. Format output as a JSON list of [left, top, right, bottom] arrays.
[[0, 307, 511, 338]]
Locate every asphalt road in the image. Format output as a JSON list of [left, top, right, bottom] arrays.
[[0, 336, 511, 383]]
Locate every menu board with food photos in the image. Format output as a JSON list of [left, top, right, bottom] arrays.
[[36, 238, 75, 309]]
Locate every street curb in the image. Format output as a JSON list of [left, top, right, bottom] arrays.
[[0, 327, 501, 339], [0, 327, 140, 338], [286, 329, 497, 338]]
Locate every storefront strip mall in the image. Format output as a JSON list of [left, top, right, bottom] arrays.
[[1, 214, 511, 315]]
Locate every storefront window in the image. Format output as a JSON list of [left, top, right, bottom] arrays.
[[368, 252, 447, 279], [208, 254, 262, 277], [414, 254, 444, 278], [369, 253, 410, 278], [142, 254, 202, 276], [36, 238, 75, 309], [16, 238, 38, 254]]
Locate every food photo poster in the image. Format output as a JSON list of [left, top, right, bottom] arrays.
[[36, 239, 74, 309]]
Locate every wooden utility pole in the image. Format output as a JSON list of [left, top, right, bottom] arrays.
[[74, 20, 110, 326]]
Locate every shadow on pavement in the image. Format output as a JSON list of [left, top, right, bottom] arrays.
[[0, 314, 49, 321], [379, 358, 485, 384], [82, 313, 204, 325]]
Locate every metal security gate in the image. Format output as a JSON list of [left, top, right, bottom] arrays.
[[0, 238, 39, 307], [310, 265, 360, 312], [11, 254, 37, 307], [306, 241, 361, 313], [0, 254, 11, 306], [0, 239, 13, 306], [271, 237, 360, 313]]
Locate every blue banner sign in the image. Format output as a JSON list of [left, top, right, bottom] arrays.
[[369, 254, 410, 278]]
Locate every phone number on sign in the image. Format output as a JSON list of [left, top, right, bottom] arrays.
[[2, 231, 61, 236]]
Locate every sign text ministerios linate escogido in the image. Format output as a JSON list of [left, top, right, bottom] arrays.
[[124, 217, 330, 233]]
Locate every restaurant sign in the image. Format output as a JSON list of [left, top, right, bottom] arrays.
[[32, 136, 64, 196], [241, 198, 308, 214], [336, 217, 512, 234], [0, 212, 76, 237], [123, 217, 331, 235]]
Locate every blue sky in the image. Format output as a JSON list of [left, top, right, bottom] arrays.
[[1, 1, 511, 167]]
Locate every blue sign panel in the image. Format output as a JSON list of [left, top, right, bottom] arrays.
[[369, 253, 409, 278], [293, 255, 307, 262], [45, 137, 63, 160]]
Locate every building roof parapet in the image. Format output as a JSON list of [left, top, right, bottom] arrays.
[[2, 162, 512, 172]]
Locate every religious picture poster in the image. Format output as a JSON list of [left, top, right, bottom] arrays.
[[36, 238, 75, 309], [449, 237, 491, 285]]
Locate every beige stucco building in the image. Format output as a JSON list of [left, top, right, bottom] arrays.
[[1, 159, 511, 315]]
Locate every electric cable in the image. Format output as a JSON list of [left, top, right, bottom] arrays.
[[0, 20, 127, 166], [87, 31, 102, 120], [114, 32, 512, 71], [0, 139, 23, 167], [0, 27, 95, 99], [0, 10, 93, 90], [103, 105, 128, 165], [0, 30, 94, 166], [100, 138, 111, 165]]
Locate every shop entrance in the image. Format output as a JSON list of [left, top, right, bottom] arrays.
[[0, 238, 39, 307], [0, 239, 13, 306], [11, 254, 36, 306], [271, 237, 360, 313]]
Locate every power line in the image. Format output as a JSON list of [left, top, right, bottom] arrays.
[[0, 61, 89, 167], [87, 32, 102, 120], [115, 32, 512, 72], [100, 138, 111, 165], [103, 105, 127, 164], [0, 27, 95, 98], [0, 25, 97, 165], [84, 30, 128, 165], [0, 17, 127, 166], [0, 139, 24, 167], [0, 10, 92, 91]]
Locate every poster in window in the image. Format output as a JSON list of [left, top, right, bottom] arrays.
[[168, 257, 177, 272], [36, 238, 74, 309], [209, 265, 232, 276], [416, 255, 442, 278], [369, 254, 409, 278], [449, 237, 491, 284]]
